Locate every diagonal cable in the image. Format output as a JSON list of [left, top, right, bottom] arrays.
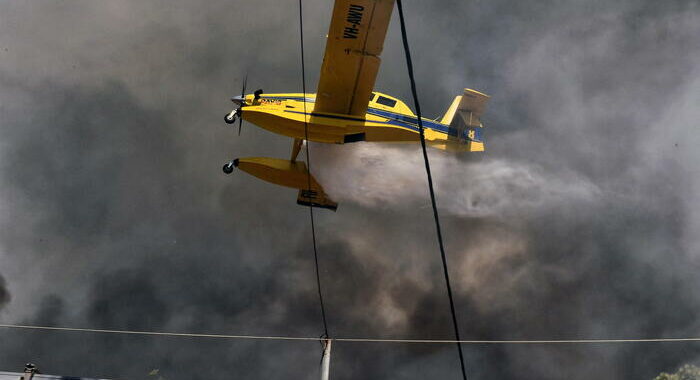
[[395, 1, 469, 379], [298, 0, 330, 339]]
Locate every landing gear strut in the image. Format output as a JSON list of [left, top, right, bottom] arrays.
[[224, 109, 238, 124]]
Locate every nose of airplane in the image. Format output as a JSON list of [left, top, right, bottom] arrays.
[[231, 95, 245, 105]]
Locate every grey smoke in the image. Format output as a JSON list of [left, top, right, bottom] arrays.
[[1, 0, 699, 379], [0, 275, 9, 310]]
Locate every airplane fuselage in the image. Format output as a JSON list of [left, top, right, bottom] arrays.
[[237, 92, 483, 151]]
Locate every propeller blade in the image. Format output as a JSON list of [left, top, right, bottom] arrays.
[[239, 74, 247, 136], [241, 74, 247, 103]]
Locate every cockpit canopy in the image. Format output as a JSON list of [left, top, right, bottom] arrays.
[[369, 92, 415, 116]]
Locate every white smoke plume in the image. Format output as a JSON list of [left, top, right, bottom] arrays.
[[315, 143, 601, 218]]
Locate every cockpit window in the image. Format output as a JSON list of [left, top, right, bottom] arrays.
[[369, 93, 376, 102], [376, 96, 397, 108]]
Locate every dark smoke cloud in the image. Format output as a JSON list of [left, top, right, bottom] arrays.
[[1, 0, 699, 379]]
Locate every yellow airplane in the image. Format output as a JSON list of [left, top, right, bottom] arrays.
[[223, 0, 489, 211]]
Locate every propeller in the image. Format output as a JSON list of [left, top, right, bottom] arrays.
[[224, 75, 263, 136], [224, 75, 247, 131], [237, 74, 247, 135]]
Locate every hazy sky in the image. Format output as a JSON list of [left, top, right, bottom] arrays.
[[1, 1, 699, 379]]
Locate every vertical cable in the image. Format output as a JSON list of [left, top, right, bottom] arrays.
[[395, 1, 468, 379], [299, 0, 330, 339]]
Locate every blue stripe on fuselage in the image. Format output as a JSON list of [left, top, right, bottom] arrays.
[[282, 109, 421, 132], [365, 108, 450, 134]]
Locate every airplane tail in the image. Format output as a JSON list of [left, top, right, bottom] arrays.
[[437, 88, 490, 152]]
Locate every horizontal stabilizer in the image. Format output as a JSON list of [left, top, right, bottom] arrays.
[[458, 88, 490, 118], [441, 88, 490, 127]]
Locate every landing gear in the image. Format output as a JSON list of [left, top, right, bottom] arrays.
[[223, 161, 234, 174], [222, 159, 238, 174], [224, 110, 237, 124]]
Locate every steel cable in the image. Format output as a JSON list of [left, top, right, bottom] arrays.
[[395, 1, 469, 379]]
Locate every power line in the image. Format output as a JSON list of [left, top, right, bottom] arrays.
[[395, 1, 468, 380], [2, 324, 700, 344], [298, 0, 329, 339], [0, 324, 318, 341], [336, 337, 700, 344]]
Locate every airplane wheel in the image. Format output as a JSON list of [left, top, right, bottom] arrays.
[[224, 112, 236, 124], [222, 163, 234, 174]]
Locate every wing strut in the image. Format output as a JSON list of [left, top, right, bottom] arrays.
[[291, 138, 304, 162]]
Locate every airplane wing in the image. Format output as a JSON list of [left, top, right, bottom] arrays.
[[314, 0, 395, 116]]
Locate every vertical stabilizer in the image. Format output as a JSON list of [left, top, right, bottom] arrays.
[[440, 95, 462, 125], [439, 88, 490, 152]]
